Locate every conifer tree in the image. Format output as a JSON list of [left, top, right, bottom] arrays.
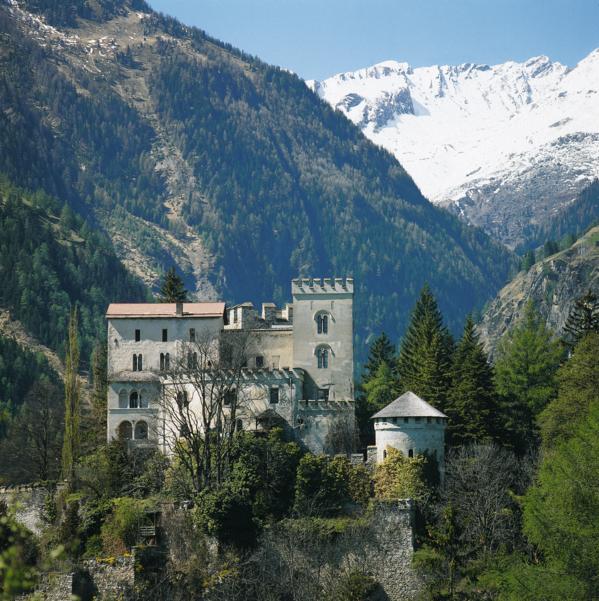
[[61, 306, 81, 485], [356, 332, 398, 446], [159, 267, 188, 302], [563, 289, 599, 348], [445, 316, 496, 446], [495, 302, 563, 416], [396, 285, 453, 410], [362, 332, 396, 381]]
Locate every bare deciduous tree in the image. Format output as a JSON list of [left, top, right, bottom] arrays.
[[158, 329, 255, 492]]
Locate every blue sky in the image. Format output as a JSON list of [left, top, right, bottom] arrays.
[[148, 0, 599, 81]]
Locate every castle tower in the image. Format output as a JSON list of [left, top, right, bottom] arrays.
[[371, 391, 447, 477], [291, 277, 354, 401]]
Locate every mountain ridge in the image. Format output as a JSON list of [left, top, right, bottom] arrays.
[[310, 49, 599, 248]]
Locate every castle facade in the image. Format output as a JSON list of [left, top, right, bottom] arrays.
[[106, 278, 355, 454]]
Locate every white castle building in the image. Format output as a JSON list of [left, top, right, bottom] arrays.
[[106, 277, 355, 454]]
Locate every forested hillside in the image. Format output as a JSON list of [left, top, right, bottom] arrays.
[[0, 0, 515, 354], [0, 177, 148, 363]]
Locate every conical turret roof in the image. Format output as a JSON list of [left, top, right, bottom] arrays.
[[371, 391, 447, 419]]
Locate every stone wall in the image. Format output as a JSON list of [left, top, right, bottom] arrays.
[[0, 484, 51, 535]]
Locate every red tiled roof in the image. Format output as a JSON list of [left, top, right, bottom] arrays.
[[106, 302, 225, 318]]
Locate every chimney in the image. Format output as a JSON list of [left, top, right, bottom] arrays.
[[176, 301, 183, 317]]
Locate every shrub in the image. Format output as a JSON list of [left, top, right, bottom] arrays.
[[100, 497, 150, 555], [373, 447, 428, 501]]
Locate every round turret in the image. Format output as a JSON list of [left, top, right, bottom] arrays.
[[371, 391, 447, 471]]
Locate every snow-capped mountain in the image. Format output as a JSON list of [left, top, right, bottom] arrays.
[[309, 51, 599, 248]]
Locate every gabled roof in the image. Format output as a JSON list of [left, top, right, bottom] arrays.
[[371, 391, 447, 419], [106, 302, 225, 318]]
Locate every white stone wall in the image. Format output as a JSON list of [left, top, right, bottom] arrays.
[[291, 278, 354, 401], [107, 315, 223, 374], [374, 417, 446, 466]]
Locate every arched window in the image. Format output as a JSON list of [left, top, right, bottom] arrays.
[[160, 353, 165, 371], [165, 353, 170, 371], [133, 354, 138, 371], [187, 352, 198, 370], [408, 449, 414, 458], [139, 389, 149, 408], [133, 354, 143, 371], [316, 346, 330, 369], [316, 313, 329, 334], [129, 391, 139, 408], [118, 389, 128, 409], [135, 421, 148, 440], [118, 421, 133, 440]]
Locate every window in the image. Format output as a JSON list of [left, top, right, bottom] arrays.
[[408, 449, 414, 458], [135, 329, 141, 342], [129, 391, 139, 408], [224, 389, 236, 407], [133, 354, 142, 371], [404, 417, 409, 423], [270, 387, 279, 404], [133, 354, 138, 371], [118, 421, 133, 440], [427, 417, 431, 423], [236, 419, 243, 432], [234, 308, 238, 323], [134, 421, 148, 440], [118, 389, 128, 409], [317, 388, 329, 401], [415, 417, 421, 423], [139, 389, 149, 408], [189, 328, 195, 342], [160, 353, 165, 371], [316, 347, 329, 369], [316, 313, 329, 334], [162, 329, 168, 342], [160, 353, 170, 372], [255, 355, 264, 368], [383, 449, 387, 459]]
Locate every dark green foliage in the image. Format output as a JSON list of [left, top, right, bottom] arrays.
[[326, 570, 378, 601], [519, 249, 536, 272], [0, 379, 63, 484], [494, 302, 563, 446], [159, 267, 188, 302], [501, 402, 599, 600], [356, 333, 397, 446], [542, 239, 559, 258], [519, 179, 599, 253], [540, 332, 599, 448], [0, 335, 60, 436], [445, 316, 497, 446], [0, 180, 147, 361], [0, 502, 38, 599], [563, 290, 599, 348], [396, 285, 453, 410], [293, 454, 368, 517]]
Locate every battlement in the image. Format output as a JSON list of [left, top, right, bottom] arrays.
[[298, 399, 355, 411], [291, 277, 354, 295]]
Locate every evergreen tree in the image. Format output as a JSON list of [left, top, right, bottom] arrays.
[[362, 332, 396, 381], [495, 301, 563, 416], [540, 332, 599, 448], [62, 307, 81, 485], [396, 285, 453, 410], [356, 332, 397, 446], [563, 289, 599, 348], [87, 342, 107, 447], [159, 267, 188, 302], [445, 316, 496, 446], [520, 250, 536, 272], [501, 402, 599, 601]]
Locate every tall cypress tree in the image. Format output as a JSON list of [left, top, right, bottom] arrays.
[[445, 316, 496, 446], [563, 290, 599, 348], [396, 285, 453, 410], [159, 267, 188, 302], [61, 306, 81, 485]]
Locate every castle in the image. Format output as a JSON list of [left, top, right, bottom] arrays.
[[106, 277, 355, 454]]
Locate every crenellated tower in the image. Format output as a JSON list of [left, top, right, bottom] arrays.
[[291, 277, 354, 402]]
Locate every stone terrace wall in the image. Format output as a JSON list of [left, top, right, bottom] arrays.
[[0, 484, 51, 535]]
